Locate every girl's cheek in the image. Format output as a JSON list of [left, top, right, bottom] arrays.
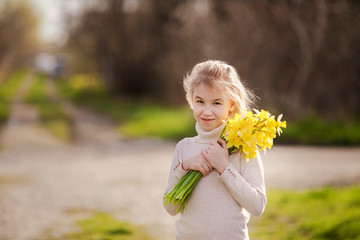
[[193, 108, 202, 117], [193, 106, 201, 113]]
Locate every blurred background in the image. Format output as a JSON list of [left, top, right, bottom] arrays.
[[1, 0, 360, 144], [0, 0, 360, 240]]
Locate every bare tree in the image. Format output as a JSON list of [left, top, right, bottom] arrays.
[[64, 0, 360, 119], [286, 0, 328, 110], [0, 1, 38, 80]]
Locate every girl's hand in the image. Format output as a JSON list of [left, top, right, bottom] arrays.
[[201, 139, 229, 174], [182, 155, 212, 176]]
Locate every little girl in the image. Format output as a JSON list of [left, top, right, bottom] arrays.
[[163, 60, 267, 240]]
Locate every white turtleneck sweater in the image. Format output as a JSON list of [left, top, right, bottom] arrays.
[[163, 123, 267, 240]]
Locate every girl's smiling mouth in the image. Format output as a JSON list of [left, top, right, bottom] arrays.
[[201, 118, 215, 122]]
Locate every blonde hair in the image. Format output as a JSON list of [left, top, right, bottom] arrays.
[[183, 60, 256, 117]]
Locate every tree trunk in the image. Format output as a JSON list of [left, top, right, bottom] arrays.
[[288, 0, 327, 112]]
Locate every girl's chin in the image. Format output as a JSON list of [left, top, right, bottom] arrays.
[[199, 122, 217, 131]]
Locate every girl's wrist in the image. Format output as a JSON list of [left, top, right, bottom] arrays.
[[217, 160, 230, 174], [181, 161, 188, 171]]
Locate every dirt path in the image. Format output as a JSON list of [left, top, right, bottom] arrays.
[[0, 74, 359, 240]]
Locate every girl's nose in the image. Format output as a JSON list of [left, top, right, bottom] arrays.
[[203, 106, 212, 115]]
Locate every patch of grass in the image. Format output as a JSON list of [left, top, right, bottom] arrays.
[[0, 175, 28, 185], [57, 76, 196, 140], [62, 212, 153, 240], [250, 185, 360, 240], [57, 75, 360, 144], [117, 106, 195, 140], [276, 116, 360, 145], [0, 70, 27, 126], [26, 75, 72, 141]]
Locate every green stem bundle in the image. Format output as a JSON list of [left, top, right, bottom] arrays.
[[164, 171, 202, 213]]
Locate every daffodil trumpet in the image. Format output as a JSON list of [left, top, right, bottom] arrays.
[[164, 109, 286, 213]]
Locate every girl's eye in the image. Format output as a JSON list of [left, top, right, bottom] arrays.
[[196, 100, 204, 104], [214, 102, 221, 105]]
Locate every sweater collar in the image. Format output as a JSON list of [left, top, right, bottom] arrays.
[[195, 122, 224, 144]]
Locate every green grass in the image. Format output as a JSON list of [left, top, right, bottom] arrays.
[[60, 212, 153, 240], [57, 75, 360, 144], [0, 70, 27, 126], [250, 185, 360, 240], [0, 175, 28, 185], [25, 75, 72, 141], [117, 106, 195, 139], [49, 187, 360, 240], [276, 116, 360, 145], [57, 78, 196, 140]]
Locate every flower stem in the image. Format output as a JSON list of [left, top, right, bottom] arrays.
[[164, 170, 202, 213]]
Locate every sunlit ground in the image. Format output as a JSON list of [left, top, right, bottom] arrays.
[[0, 71, 359, 240]]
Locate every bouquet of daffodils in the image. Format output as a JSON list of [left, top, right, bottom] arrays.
[[164, 109, 286, 213]]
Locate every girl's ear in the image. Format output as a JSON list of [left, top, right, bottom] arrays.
[[229, 101, 236, 114]]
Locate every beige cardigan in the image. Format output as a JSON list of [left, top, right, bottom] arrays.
[[163, 123, 267, 240]]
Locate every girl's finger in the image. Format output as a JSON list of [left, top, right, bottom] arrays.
[[201, 163, 208, 175], [218, 138, 227, 149], [203, 159, 210, 170], [204, 159, 212, 170], [200, 166, 207, 176]]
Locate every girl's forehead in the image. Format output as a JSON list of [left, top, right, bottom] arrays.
[[193, 83, 227, 99]]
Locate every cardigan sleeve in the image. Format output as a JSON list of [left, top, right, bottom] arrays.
[[163, 141, 189, 216], [219, 152, 267, 216]]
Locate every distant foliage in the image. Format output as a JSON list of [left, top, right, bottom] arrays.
[[0, 1, 38, 80], [0, 70, 26, 127], [65, 0, 360, 120]]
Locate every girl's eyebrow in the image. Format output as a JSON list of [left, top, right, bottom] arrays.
[[195, 96, 223, 101]]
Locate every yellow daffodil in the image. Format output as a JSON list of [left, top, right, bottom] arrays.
[[222, 109, 286, 160]]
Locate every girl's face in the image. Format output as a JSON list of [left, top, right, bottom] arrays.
[[192, 83, 235, 131]]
